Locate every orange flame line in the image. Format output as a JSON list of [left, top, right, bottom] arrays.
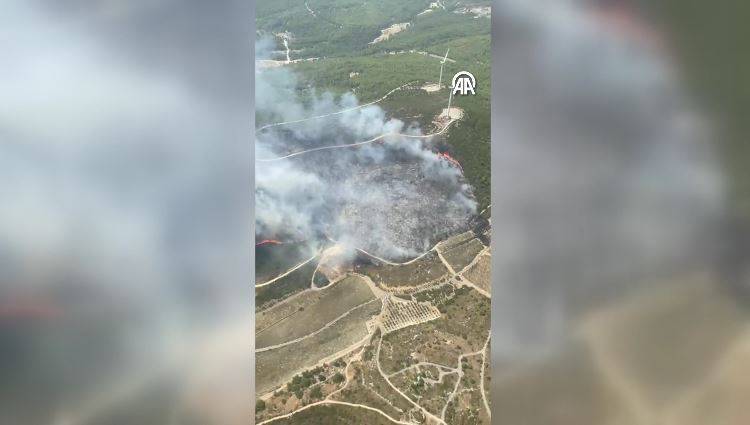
[[438, 152, 463, 170], [256, 239, 283, 247]]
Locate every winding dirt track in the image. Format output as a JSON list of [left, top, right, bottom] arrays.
[[479, 335, 491, 419], [255, 252, 320, 287], [256, 399, 411, 425], [256, 118, 456, 162], [255, 82, 414, 133], [376, 333, 447, 425], [454, 246, 492, 298], [355, 243, 438, 267], [255, 81, 460, 162], [441, 332, 491, 421]]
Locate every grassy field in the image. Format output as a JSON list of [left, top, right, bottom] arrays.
[[463, 252, 490, 293], [439, 236, 485, 272], [256, 300, 382, 395], [356, 251, 449, 289], [437, 231, 474, 250], [256, 275, 376, 349]]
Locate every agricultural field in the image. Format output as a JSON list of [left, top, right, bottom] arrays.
[[256, 275, 376, 349], [379, 287, 490, 374], [438, 234, 486, 272], [256, 300, 382, 395], [412, 283, 457, 306], [437, 231, 474, 251], [255, 362, 348, 422], [356, 251, 450, 289], [462, 252, 490, 293]]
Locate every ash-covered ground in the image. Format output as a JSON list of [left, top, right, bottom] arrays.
[[336, 159, 475, 257], [256, 119, 476, 260]]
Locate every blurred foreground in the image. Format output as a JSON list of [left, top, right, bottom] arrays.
[[1, 1, 252, 424], [490, 1, 750, 424]]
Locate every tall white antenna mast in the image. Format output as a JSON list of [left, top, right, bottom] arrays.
[[438, 48, 450, 89]]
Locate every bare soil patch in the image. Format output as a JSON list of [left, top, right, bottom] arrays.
[[370, 23, 410, 44]]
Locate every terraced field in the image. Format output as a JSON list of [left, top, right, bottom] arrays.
[[256, 300, 383, 395], [257, 275, 376, 349], [356, 251, 450, 289]]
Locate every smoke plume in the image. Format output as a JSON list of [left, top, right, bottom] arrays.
[[255, 38, 477, 260]]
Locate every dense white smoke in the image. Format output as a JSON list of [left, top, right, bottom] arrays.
[[255, 38, 477, 259]]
